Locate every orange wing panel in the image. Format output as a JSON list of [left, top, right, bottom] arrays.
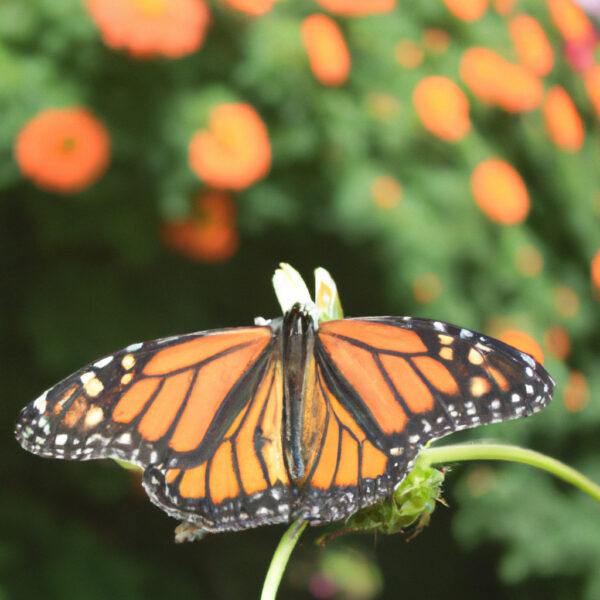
[[259, 362, 290, 487], [487, 366, 510, 391], [321, 320, 427, 354], [179, 463, 207, 499], [209, 441, 240, 504], [412, 355, 459, 394], [144, 328, 270, 376], [233, 363, 280, 495], [165, 468, 180, 484], [319, 335, 408, 434], [113, 378, 161, 423], [169, 340, 269, 452], [63, 394, 88, 428], [381, 354, 434, 413], [308, 410, 340, 489], [334, 430, 359, 487], [138, 369, 194, 441], [361, 439, 388, 480]]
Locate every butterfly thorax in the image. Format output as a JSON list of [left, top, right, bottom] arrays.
[[280, 307, 325, 484]]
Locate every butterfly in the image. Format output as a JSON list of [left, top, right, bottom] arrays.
[[14, 265, 554, 534]]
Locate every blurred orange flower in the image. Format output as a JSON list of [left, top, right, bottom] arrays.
[[493, 0, 516, 16], [413, 76, 471, 142], [314, 0, 395, 16], [509, 14, 554, 76], [584, 65, 600, 118], [543, 85, 584, 151], [547, 0, 596, 44], [544, 325, 571, 360], [371, 176, 403, 208], [189, 103, 271, 190], [443, 0, 487, 21], [413, 273, 442, 304], [15, 107, 110, 194], [220, 0, 275, 15], [423, 29, 451, 54], [563, 371, 589, 412], [592, 250, 600, 289], [498, 329, 544, 364], [514, 244, 543, 277], [471, 159, 530, 225], [86, 0, 210, 59], [460, 47, 543, 112], [395, 40, 424, 69], [161, 191, 238, 262], [301, 14, 351, 87], [553, 285, 579, 317]]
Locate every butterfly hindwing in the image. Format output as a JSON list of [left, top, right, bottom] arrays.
[[143, 357, 297, 531]]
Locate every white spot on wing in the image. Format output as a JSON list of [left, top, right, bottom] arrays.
[[80, 371, 95, 385], [94, 356, 114, 369], [55, 434, 68, 446], [33, 392, 48, 414], [117, 432, 132, 445], [126, 342, 143, 352]]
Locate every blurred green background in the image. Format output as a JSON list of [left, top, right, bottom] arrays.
[[2, 0, 600, 598]]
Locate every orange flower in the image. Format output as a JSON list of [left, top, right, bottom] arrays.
[[471, 159, 530, 225], [413, 273, 442, 304], [544, 326, 571, 360], [563, 371, 589, 412], [15, 107, 110, 194], [301, 14, 351, 87], [423, 29, 451, 54], [161, 191, 238, 262], [592, 250, 600, 289], [395, 40, 424, 69], [509, 14, 554, 76], [547, 0, 596, 44], [314, 0, 396, 16], [371, 176, 403, 208], [514, 244, 543, 277], [493, 0, 516, 16], [443, 0, 488, 21], [86, 0, 210, 59], [460, 47, 543, 112], [498, 329, 544, 365], [189, 103, 271, 190], [413, 76, 471, 142], [584, 65, 600, 118], [553, 285, 579, 317], [220, 0, 275, 15], [543, 85, 584, 151]]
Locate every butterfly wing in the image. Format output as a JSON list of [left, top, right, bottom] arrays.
[[296, 316, 555, 523], [15, 325, 296, 532]]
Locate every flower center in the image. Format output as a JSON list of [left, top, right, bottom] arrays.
[[60, 137, 76, 153], [133, 0, 167, 16]]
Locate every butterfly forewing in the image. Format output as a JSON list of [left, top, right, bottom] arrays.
[[15, 327, 274, 468]]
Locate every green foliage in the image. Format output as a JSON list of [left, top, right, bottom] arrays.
[[2, 0, 600, 599]]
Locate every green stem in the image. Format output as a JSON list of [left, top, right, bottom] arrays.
[[419, 443, 600, 503], [261, 519, 308, 600], [261, 443, 600, 599]]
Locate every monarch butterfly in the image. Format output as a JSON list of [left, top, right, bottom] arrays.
[[15, 265, 554, 534]]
